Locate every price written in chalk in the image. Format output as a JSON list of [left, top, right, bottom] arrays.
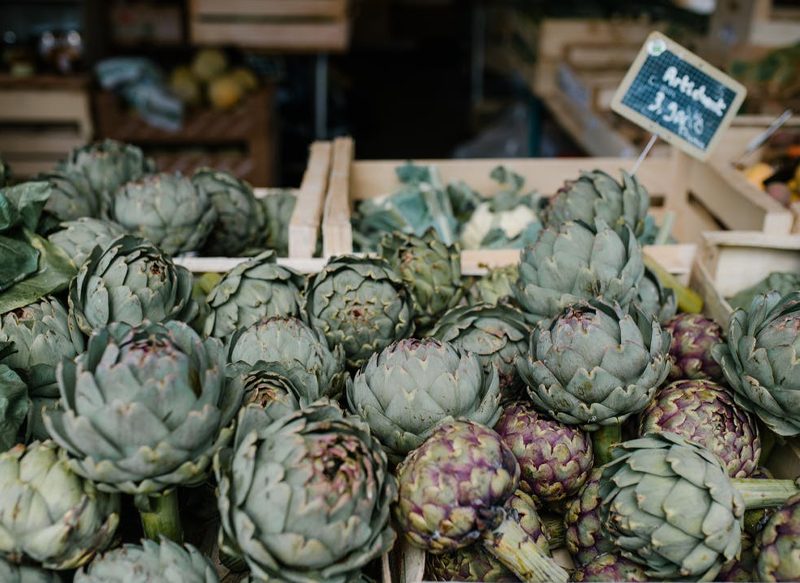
[[611, 32, 746, 160]]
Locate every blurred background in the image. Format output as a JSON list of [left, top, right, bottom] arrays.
[[1, 0, 798, 187]]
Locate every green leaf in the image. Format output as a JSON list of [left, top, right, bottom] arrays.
[[1, 181, 51, 231], [0, 364, 28, 452], [0, 233, 39, 292], [0, 230, 76, 315], [0, 192, 19, 232]]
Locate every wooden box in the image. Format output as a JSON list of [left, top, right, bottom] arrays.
[[188, 0, 351, 52]]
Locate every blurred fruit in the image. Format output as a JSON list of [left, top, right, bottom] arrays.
[[208, 76, 243, 110], [170, 66, 201, 106], [230, 67, 257, 92], [743, 163, 774, 190], [191, 48, 227, 82]]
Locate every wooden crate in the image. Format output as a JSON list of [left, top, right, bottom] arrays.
[[94, 87, 277, 186], [188, 0, 351, 52], [0, 75, 92, 179], [709, 0, 800, 54]]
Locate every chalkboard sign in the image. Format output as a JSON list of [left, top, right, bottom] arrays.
[[611, 32, 746, 160]]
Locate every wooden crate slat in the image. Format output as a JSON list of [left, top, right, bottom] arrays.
[[190, 20, 350, 51], [322, 137, 354, 257], [0, 130, 84, 155], [193, 0, 347, 19], [289, 141, 333, 259]]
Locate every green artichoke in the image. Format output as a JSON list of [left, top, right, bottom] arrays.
[[192, 168, 263, 256], [0, 296, 85, 439], [599, 432, 800, 580], [108, 172, 217, 255], [379, 230, 462, 330], [258, 188, 297, 256], [636, 266, 677, 324], [665, 313, 724, 381], [227, 361, 303, 423], [564, 468, 615, 567], [226, 316, 347, 401], [48, 217, 127, 268], [429, 303, 530, 398], [467, 264, 518, 307], [716, 532, 757, 583], [44, 320, 240, 495], [0, 440, 119, 570], [305, 255, 414, 369], [543, 170, 650, 239], [395, 419, 568, 583], [755, 492, 800, 582], [713, 291, 800, 436], [58, 139, 154, 201], [68, 235, 197, 335], [203, 250, 304, 339], [572, 553, 648, 582], [0, 557, 62, 583], [0, 351, 27, 452], [347, 337, 502, 462], [729, 271, 800, 312], [425, 491, 555, 582], [639, 379, 761, 478], [39, 171, 99, 222], [514, 220, 644, 324], [517, 300, 670, 430], [494, 401, 593, 505], [215, 402, 396, 583], [74, 538, 218, 583]]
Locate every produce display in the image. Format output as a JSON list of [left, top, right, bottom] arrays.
[[3, 142, 800, 583]]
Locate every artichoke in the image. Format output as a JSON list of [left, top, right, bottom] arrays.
[[203, 250, 304, 339], [68, 235, 197, 335], [716, 532, 756, 583], [494, 401, 593, 505], [639, 379, 761, 478], [517, 299, 670, 430], [347, 337, 502, 462], [305, 255, 414, 369], [564, 468, 615, 567], [379, 230, 463, 330], [572, 553, 648, 582], [44, 320, 240, 496], [258, 188, 297, 256], [227, 361, 303, 423], [636, 266, 677, 323], [0, 296, 85, 439], [729, 271, 800, 311], [429, 303, 530, 398], [755, 491, 800, 582], [665, 313, 724, 381], [108, 172, 217, 255], [58, 139, 153, 201], [0, 350, 27, 451], [713, 291, 800, 436], [48, 217, 126, 268], [226, 316, 347, 401], [467, 264, 518, 307], [425, 491, 554, 582], [39, 170, 99, 221], [0, 440, 119, 570], [191, 168, 263, 256], [599, 432, 800, 580], [74, 538, 218, 583], [394, 419, 568, 583], [215, 402, 396, 583], [514, 220, 644, 324], [0, 557, 62, 583], [542, 170, 649, 239]]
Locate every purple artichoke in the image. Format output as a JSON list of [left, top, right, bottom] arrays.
[[395, 420, 568, 582], [572, 553, 648, 582], [664, 313, 724, 381], [564, 469, 614, 566], [638, 379, 761, 477], [494, 402, 593, 505], [755, 492, 800, 582]]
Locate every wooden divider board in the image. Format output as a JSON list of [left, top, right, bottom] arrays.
[[322, 137, 355, 257], [288, 141, 333, 258]]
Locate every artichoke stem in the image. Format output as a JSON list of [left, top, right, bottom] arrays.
[[138, 490, 183, 543], [541, 514, 566, 549], [734, 479, 800, 510], [483, 515, 568, 583], [591, 424, 621, 466]]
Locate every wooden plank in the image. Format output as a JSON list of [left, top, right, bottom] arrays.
[[193, 0, 347, 18], [288, 141, 332, 258], [322, 137, 354, 257], [190, 20, 350, 51], [175, 256, 326, 274], [565, 44, 641, 70], [0, 90, 92, 139], [0, 130, 84, 155], [689, 261, 733, 331], [537, 18, 656, 62]]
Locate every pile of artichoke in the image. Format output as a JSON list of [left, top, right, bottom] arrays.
[[4, 150, 800, 583]]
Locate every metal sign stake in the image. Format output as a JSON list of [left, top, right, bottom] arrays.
[[630, 134, 659, 176]]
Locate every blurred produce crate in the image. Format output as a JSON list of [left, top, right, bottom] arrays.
[[0, 75, 92, 179], [188, 0, 351, 52], [94, 86, 277, 186]]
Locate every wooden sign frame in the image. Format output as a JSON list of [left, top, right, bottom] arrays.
[[611, 31, 747, 160]]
